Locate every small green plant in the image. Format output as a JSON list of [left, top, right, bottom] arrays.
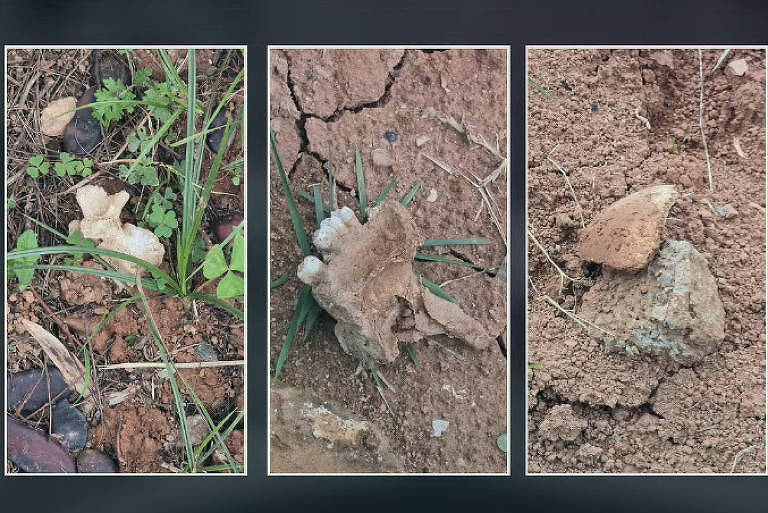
[[133, 67, 153, 88], [54, 153, 93, 177], [92, 78, 136, 129], [126, 127, 154, 153], [144, 187, 178, 238], [64, 229, 95, 264], [143, 80, 179, 124], [26, 155, 50, 177], [8, 230, 40, 290], [668, 137, 678, 154], [119, 156, 158, 186], [203, 233, 244, 299]]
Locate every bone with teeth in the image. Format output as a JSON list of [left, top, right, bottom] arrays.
[[296, 200, 493, 363]]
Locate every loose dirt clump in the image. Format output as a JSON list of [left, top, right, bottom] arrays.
[[270, 48, 508, 473], [527, 48, 765, 473]]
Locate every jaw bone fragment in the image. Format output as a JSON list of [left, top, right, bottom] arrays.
[[73, 185, 164, 275], [296, 200, 493, 363]]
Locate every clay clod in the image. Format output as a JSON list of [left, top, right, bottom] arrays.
[[580, 240, 725, 365], [296, 200, 494, 363], [577, 185, 678, 271]]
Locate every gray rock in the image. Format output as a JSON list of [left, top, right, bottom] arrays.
[[7, 418, 75, 473], [580, 240, 725, 365], [195, 343, 219, 362]]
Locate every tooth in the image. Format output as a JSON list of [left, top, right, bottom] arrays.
[[297, 256, 326, 285], [332, 206, 359, 228], [320, 216, 347, 235]]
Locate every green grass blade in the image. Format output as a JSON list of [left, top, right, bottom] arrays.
[[135, 277, 195, 470], [193, 409, 236, 465], [355, 147, 367, 222], [422, 238, 489, 247], [313, 183, 324, 228], [196, 411, 244, 466], [270, 274, 290, 290], [414, 252, 487, 270], [401, 182, 422, 206], [270, 128, 310, 256], [405, 343, 422, 370], [374, 179, 397, 207], [420, 276, 456, 303], [8, 246, 179, 293], [528, 76, 551, 97], [274, 284, 312, 378], [297, 188, 330, 216], [10, 263, 166, 292], [181, 48, 198, 271]]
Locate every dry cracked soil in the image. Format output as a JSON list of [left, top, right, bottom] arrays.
[[270, 48, 508, 473], [527, 49, 766, 473]]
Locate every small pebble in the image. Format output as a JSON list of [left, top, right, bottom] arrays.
[[383, 130, 398, 143], [415, 135, 430, 147], [77, 449, 118, 473], [185, 414, 210, 446], [426, 188, 438, 202], [195, 343, 219, 362], [591, 103, 599, 112], [92, 49, 131, 88], [371, 148, 394, 167], [431, 419, 449, 437], [51, 400, 88, 453], [727, 58, 748, 77]]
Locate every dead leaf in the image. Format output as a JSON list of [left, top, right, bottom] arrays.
[[22, 319, 86, 394], [41, 97, 76, 137]]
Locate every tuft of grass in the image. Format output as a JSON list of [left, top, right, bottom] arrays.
[[274, 284, 313, 378], [405, 343, 422, 370], [355, 147, 367, 222], [401, 182, 422, 207]]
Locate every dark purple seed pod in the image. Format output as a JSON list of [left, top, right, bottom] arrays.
[[212, 213, 244, 243], [8, 367, 71, 414], [77, 449, 118, 473], [206, 107, 229, 154], [7, 417, 76, 473], [63, 88, 103, 156], [92, 49, 131, 88], [51, 400, 88, 453]]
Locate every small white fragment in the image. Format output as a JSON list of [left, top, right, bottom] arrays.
[[431, 419, 449, 437], [727, 58, 748, 76], [415, 135, 431, 147], [426, 188, 438, 202], [297, 256, 325, 285]]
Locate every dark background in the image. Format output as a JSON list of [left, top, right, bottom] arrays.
[[1, 1, 767, 512]]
